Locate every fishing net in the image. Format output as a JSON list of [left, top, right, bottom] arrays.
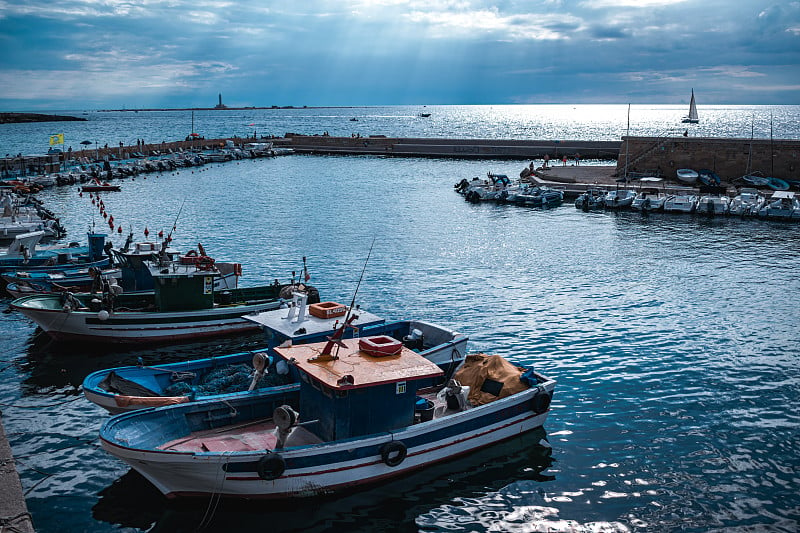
[[162, 363, 290, 397]]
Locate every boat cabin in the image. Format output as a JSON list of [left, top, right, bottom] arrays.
[[273, 338, 443, 441], [245, 296, 384, 347], [150, 260, 220, 312]]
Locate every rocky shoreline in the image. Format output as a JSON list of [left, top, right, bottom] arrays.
[[0, 113, 87, 124]]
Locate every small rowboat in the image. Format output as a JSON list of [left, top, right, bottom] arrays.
[[676, 168, 699, 184]]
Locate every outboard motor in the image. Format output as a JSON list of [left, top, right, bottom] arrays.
[[402, 328, 424, 351]]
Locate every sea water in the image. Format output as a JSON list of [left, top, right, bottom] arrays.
[[0, 106, 798, 532]]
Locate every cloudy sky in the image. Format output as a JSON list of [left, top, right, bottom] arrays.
[[1, 0, 798, 110]]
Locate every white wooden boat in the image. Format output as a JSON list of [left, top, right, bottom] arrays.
[[9, 248, 315, 344], [100, 337, 555, 499], [676, 168, 699, 184]]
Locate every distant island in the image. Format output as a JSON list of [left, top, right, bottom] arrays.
[[0, 113, 87, 124]]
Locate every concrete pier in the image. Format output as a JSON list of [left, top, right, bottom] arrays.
[[278, 134, 620, 160], [0, 414, 34, 532]]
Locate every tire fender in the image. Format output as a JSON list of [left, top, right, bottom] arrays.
[[380, 440, 407, 467]]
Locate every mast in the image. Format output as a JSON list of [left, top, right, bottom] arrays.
[[623, 103, 630, 181]]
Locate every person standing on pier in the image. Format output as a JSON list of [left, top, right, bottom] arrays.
[[562, 155, 567, 166]]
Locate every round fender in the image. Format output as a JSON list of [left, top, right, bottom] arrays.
[[380, 440, 407, 467], [532, 390, 551, 414], [257, 451, 286, 480]]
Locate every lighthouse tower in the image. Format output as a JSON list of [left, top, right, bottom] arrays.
[[214, 93, 227, 109]]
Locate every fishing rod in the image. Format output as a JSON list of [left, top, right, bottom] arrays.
[[315, 236, 376, 360], [166, 198, 187, 243]]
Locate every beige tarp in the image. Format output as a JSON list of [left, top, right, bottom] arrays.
[[453, 353, 529, 406]]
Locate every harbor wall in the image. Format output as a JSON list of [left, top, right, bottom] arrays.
[[0, 414, 34, 532], [618, 136, 800, 182], [279, 134, 620, 159]]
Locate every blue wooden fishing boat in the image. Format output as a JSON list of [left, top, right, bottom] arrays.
[[697, 169, 721, 186], [0, 231, 109, 277], [82, 296, 390, 412], [3, 265, 122, 298], [99, 334, 555, 499], [766, 177, 790, 191]]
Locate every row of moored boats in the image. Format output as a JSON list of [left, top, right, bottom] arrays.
[[1, 220, 556, 500]]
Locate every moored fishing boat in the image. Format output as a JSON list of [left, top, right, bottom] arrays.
[[10, 246, 318, 344], [3, 265, 122, 298], [99, 336, 554, 499], [83, 296, 467, 413]]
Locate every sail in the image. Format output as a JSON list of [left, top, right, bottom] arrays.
[[682, 89, 699, 123]]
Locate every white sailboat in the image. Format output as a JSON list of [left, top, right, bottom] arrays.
[[682, 89, 699, 123]]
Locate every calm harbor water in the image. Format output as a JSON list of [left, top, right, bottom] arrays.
[[1, 106, 798, 532]]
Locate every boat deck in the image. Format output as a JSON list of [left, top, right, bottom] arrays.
[[156, 387, 460, 453]]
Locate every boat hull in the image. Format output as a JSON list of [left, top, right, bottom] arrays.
[[11, 297, 283, 343], [99, 378, 555, 499]]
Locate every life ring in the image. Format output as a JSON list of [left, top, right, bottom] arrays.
[[257, 451, 286, 480], [532, 389, 551, 414], [380, 440, 407, 467]]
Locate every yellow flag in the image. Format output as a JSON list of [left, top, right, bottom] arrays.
[[49, 133, 64, 146]]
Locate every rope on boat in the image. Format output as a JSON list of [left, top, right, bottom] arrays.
[[197, 452, 230, 531]]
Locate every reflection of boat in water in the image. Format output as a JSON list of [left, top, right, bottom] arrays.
[[93, 428, 554, 531]]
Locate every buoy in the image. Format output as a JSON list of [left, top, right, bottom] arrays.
[[97, 310, 110, 321]]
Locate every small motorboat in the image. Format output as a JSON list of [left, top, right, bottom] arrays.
[[663, 191, 698, 213], [631, 177, 667, 212], [81, 179, 121, 192], [756, 191, 800, 220], [676, 168, 699, 185], [729, 188, 765, 217], [508, 185, 563, 208], [99, 337, 555, 499], [603, 188, 636, 209], [696, 193, 730, 216], [574, 188, 606, 211]]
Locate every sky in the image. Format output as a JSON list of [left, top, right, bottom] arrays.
[[0, 0, 798, 110]]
